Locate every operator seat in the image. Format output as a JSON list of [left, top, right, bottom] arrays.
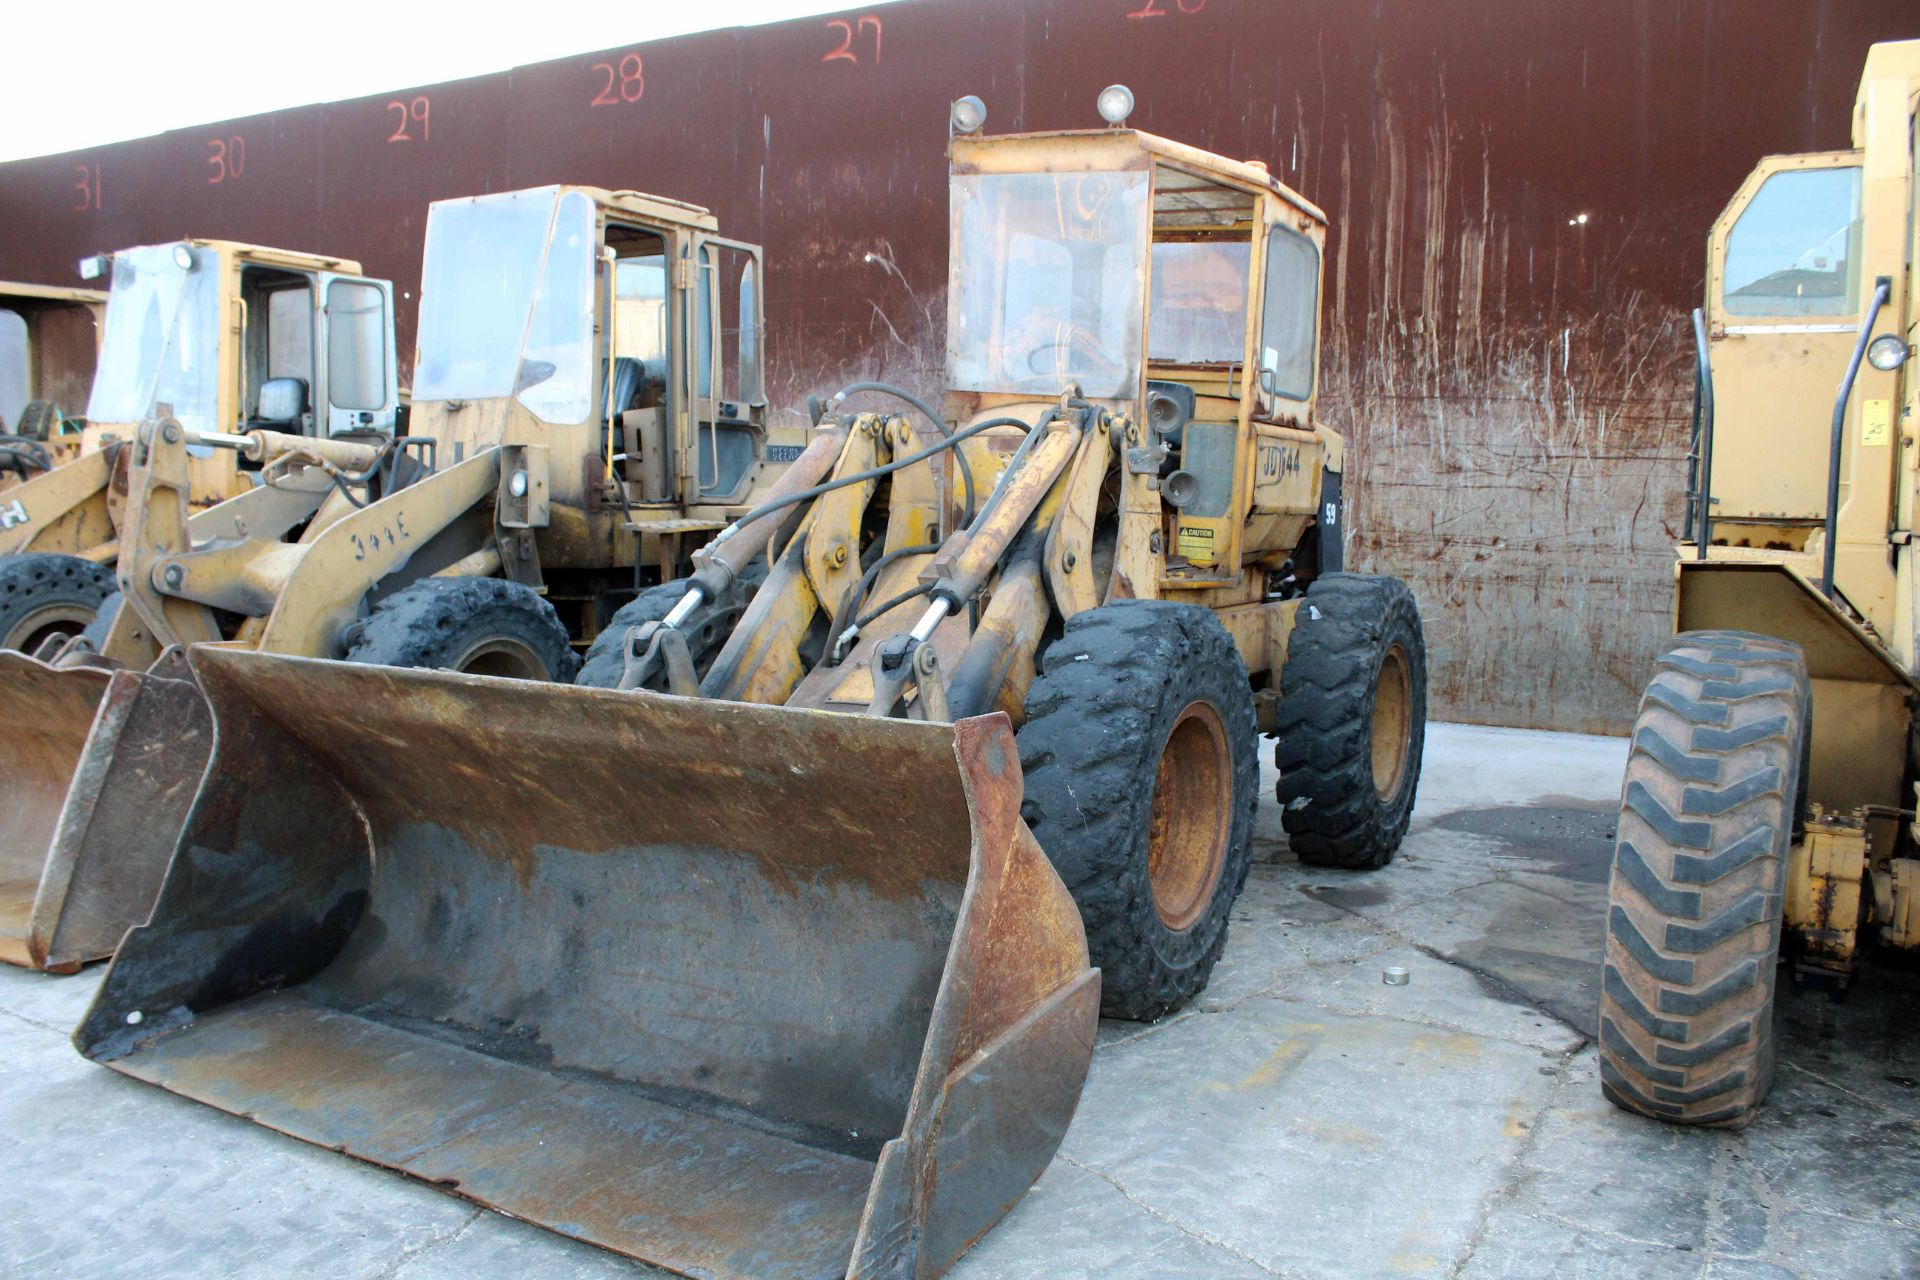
[[247, 377, 309, 433]]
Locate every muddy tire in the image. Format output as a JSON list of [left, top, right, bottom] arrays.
[[1274, 573, 1427, 869], [343, 577, 578, 681], [574, 563, 765, 690], [1598, 630, 1807, 1128], [1017, 601, 1259, 1021], [0, 552, 116, 654]]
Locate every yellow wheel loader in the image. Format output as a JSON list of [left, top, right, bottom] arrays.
[[74, 94, 1427, 1278], [1599, 39, 1920, 1128], [0, 186, 796, 972], [0, 280, 104, 486], [0, 241, 401, 654]]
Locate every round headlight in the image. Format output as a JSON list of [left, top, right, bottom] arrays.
[[1097, 84, 1135, 127], [172, 244, 195, 271], [1867, 334, 1909, 372], [508, 469, 529, 499], [950, 95, 987, 136]]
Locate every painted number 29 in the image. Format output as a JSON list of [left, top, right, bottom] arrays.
[[590, 53, 645, 106], [387, 96, 431, 143]]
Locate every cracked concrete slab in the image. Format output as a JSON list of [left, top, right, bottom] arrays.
[[0, 721, 1913, 1280]]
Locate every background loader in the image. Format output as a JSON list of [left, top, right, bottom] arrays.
[[0, 280, 104, 482], [75, 93, 1428, 1277], [0, 241, 399, 654], [0, 186, 797, 972], [1599, 39, 1920, 1127]]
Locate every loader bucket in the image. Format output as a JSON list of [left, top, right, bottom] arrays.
[[78, 648, 1100, 1280], [0, 649, 212, 972], [0, 652, 109, 971]]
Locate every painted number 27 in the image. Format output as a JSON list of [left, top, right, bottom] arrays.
[[822, 15, 882, 65]]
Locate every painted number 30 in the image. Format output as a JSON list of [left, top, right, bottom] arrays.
[[206, 136, 245, 184]]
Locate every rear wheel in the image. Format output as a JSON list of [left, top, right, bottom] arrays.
[[1017, 601, 1259, 1021], [1274, 573, 1427, 869], [0, 552, 116, 655], [574, 563, 765, 690], [1598, 630, 1807, 1127], [343, 577, 578, 681]]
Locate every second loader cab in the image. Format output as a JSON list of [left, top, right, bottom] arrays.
[[80, 241, 399, 507]]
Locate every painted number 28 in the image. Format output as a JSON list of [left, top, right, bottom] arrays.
[[590, 53, 645, 106]]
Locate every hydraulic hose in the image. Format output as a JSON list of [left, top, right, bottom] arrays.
[[823, 380, 974, 527], [710, 414, 1033, 555]]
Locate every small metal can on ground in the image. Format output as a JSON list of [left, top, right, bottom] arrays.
[[1382, 965, 1411, 986]]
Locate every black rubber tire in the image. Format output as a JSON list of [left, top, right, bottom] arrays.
[[1017, 601, 1260, 1021], [342, 577, 578, 682], [573, 562, 766, 690], [0, 552, 116, 654], [1598, 630, 1807, 1128], [15, 400, 64, 442], [1274, 573, 1427, 869]]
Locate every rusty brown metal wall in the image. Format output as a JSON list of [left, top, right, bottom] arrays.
[[2, 0, 1915, 732]]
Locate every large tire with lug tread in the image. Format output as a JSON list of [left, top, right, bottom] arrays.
[[1599, 630, 1808, 1127], [1017, 601, 1260, 1021], [1274, 573, 1427, 868], [574, 563, 766, 690], [0, 552, 116, 654], [15, 400, 64, 442], [342, 577, 578, 682]]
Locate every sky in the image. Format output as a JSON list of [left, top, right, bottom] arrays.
[[1, 0, 888, 162]]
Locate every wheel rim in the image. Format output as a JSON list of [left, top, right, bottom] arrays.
[[1146, 700, 1232, 932], [452, 636, 551, 681], [4, 602, 94, 655], [1371, 643, 1412, 800]]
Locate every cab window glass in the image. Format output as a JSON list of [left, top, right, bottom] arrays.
[[266, 288, 312, 381], [1149, 241, 1250, 364], [0, 310, 27, 431], [326, 280, 387, 411], [1723, 167, 1862, 316], [1259, 227, 1319, 401]]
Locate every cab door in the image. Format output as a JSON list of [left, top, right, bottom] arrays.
[[687, 235, 766, 504], [315, 274, 398, 436], [1705, 153, 1866, 525]]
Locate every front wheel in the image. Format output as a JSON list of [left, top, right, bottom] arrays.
[[0, 552, 116, 655], [342, 577, 578, 682], [574, 563, 765, 690], [1598, 630, 1807, 1128], [1017, 601, 1260, 1021]]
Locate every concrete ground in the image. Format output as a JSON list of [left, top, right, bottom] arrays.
[[2, 722, 1916, 1279]]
